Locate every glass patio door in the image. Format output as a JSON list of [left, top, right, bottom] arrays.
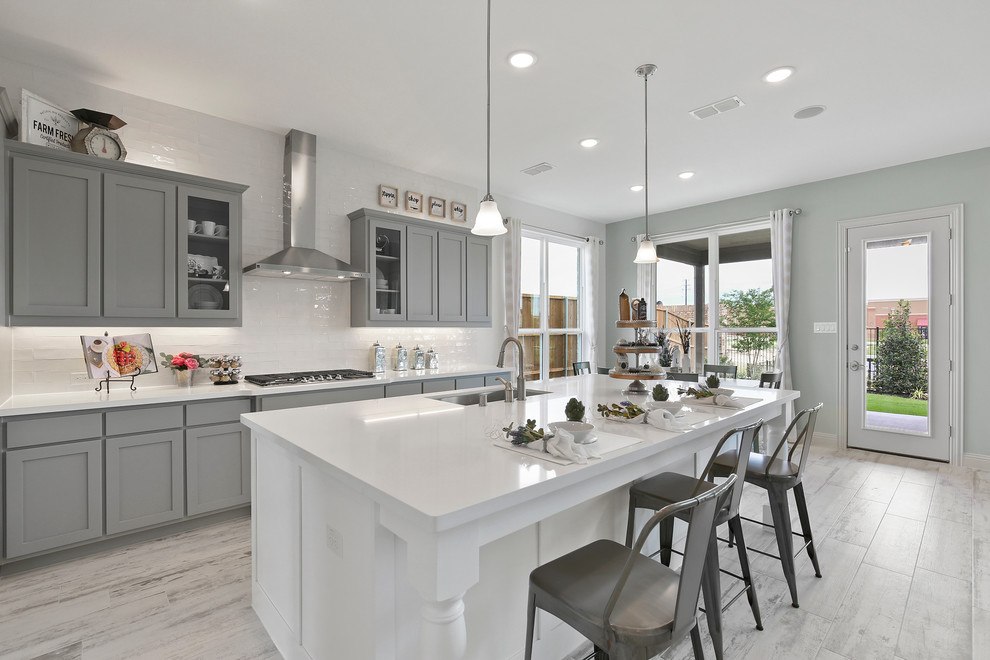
[[845, 215, 950, 461]]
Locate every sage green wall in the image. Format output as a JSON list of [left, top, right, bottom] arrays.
[[606, 146, 990, 457]]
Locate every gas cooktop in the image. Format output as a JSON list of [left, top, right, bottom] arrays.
[[245, 369, 376, 387]]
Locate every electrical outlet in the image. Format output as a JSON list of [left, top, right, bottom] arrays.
[[71, 372, 90, 384], [326, 524, 343, 558]]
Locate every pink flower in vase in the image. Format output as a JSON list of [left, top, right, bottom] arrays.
[[185, 358, 200, 370], [171, 356, 187, 367]]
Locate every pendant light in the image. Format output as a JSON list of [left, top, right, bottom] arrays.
[[472, 0, 506, 236], [633, 64, 659, 263]]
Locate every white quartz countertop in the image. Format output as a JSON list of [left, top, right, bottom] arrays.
[[0, 364, 508, 417], [242, 375, 799, 531]]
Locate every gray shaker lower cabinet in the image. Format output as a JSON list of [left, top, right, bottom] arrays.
[[5, 440, 103, 558], [106, 430, 185, 534], [186, 423, 251, 515]]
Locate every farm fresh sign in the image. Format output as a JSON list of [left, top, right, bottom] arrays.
[[22, 90, 78, 150]]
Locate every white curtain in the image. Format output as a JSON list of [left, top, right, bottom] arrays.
[[502, 217, 522, 368], [582, 237, 603, 371], [771, 209, 794, 389]]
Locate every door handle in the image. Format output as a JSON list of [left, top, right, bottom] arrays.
[[849, 360, 862, 371]]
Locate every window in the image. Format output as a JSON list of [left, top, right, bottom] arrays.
[[519, 231, 584, 381], [655, 223, 775, 378]]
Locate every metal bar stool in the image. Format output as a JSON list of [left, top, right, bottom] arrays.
[[525, 475, 736, 660], [702, 364, 738, 379], [710, 403, 824, 608], [625, 421, 764, 660], [573, 361, 592, 375]]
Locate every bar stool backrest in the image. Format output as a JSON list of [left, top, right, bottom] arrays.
[[759, 371, 783, 389], [700, 420, 763, 517], [606, 474, 737, 646], [765, 403, 824, 479], [703, 364, 738, 379]]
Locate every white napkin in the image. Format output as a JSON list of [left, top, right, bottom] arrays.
[[546, 428, 601, 464], [714, 394, 744, 408], [646, 409, 693, 432]]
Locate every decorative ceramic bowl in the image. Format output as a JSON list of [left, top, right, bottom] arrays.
[[549, 421, 596, 444]]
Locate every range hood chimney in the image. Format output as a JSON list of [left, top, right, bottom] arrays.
[[243, 130, 369, 281]]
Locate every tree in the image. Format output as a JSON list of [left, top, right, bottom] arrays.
[[719, 288, 776, 355], [873, 299, 928, 395]]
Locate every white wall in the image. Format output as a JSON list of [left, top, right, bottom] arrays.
[[0, 55, 604, 396]]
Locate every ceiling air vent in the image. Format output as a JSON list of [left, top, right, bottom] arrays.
[[521, 162, 554, 176], [690, 96, 745, 120]]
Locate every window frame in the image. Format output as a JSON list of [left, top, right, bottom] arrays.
[[650, 218, 776, 376], [519, 229, 585, 381]]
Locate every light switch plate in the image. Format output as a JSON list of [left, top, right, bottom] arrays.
[[813, 322, 837, 334]]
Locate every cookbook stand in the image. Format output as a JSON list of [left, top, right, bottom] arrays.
[[95, 369, 141, 393]]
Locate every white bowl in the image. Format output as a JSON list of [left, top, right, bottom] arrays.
[[645, 400, 684, 414], [549, 421, 596, 444]]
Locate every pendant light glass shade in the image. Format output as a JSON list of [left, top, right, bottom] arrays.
[[634, 235, 657, 263], [471, 0, 506, 236], [473, 197, 506, 236], [633, 63, 659, 264]]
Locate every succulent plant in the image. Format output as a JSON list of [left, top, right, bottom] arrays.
[[565, 397, 586, 421], [652, 383, 669, 401], [705, 374, 721, 389]]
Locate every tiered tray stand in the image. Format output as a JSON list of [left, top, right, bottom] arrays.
[[611, 320, 664, 394]]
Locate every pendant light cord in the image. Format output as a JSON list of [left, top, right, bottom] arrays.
[[643, 69, 649, 238], [486, 0, 492, 198]]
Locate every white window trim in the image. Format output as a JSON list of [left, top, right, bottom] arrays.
[[650, 217, 774, 373], [520, 229, 586, 380]]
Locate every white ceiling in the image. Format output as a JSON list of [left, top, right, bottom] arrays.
[[3, 0, 990, 223]]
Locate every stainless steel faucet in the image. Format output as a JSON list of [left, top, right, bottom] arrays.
[[496, 337, 527, 401]]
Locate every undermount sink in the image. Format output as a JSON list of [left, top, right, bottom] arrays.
[[431, 389, 550, 406]]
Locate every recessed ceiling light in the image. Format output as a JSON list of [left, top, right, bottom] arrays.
[[630, 185, 644, 192], [579, 138, 599, 148], [763, 66, 795, 83], [508, 51, 536, 68], [794, 105, 826, 119], [678, 171, 695, 180]]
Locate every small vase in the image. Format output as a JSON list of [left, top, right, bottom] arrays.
[[174, 369, 193, 387]]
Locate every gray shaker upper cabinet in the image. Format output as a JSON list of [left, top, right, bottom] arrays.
[[103, 173, 177, 318], [11, 154, 102, 317], [4, 140, 247, 326], [348, 208, 491, 328]]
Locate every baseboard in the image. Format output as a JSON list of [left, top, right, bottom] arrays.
[[812, 431, 839, 450], [963, 453, 990, 471]]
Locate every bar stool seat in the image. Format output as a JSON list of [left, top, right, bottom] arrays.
[[710, 403, 824, 608], [625, 421, 764, 660], [525, 476, 737, 660]]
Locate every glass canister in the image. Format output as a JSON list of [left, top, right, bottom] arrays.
[[392, 343, 409, 371], [370, 340, 387, 373], [426, 347, 438, 369], [413, 345, 426, 370]]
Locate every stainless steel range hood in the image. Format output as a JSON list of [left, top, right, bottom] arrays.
[[243, 130, 369, 281]]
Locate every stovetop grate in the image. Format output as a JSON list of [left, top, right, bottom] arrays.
[[245, 369, 376, 386]]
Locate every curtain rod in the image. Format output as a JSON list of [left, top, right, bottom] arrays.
[[521, 222, 604, 245]]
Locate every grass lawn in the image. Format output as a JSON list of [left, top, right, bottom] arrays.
[[866, 393, 928, 417]]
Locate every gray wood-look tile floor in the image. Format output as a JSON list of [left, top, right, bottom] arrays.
[[1, 445, 983, 660]]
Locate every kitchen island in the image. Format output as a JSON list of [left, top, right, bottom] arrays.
[[242, 375, 799, 660]]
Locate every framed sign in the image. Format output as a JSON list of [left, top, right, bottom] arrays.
[[21, 90, 78, 150], [429, 196, 446, 218], [451, 201, 467, 222], [406, 190, 423, 213], [379, 184, 398, 208]]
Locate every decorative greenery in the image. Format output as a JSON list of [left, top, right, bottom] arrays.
[[502, 419, 546, 445], [873, 300, 928, 395], [705, 374, 720, 389], [160, 351, 202, 371], [565, 397, 586, 421], [678, 386, 714, 399], [596, 401, 646, 419], [656, 329, 674, 367], [652, 383, 669, 401]]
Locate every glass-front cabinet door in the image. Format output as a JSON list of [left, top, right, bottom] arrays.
[[177, 185, 241, 319], [369, 219, 406, 322]]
